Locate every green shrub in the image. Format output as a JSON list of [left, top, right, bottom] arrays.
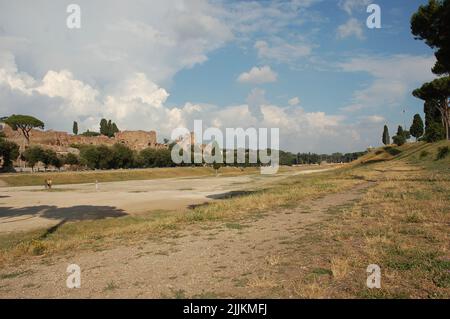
[[436, 146, 449, 160], [419, 150, 429, 159], [384, 146, 402, 156], [392, 134, 406, 146]]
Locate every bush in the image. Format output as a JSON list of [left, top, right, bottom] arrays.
[[79, 144, 140, 169], [419, 150, 429, 158], [138, 148, 174, 168], [80, 130, 101, 137], [40, 149, 59, 169], [22, 146, 44, 170], [424, 122, 445, 143], [0, 137, 19, 170], [79, 145, 103, 169], [64, 153, 80, 166], [111, 143, 135, 169], [384, 146, 402, 156], [392, 134, 406, 146], [436, 146, 449, 160]]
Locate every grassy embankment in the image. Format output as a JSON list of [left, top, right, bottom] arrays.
[[277, 140, 449, 298]]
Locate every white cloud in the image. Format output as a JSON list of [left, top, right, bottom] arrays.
[[237, 66, 278, 84], [255, 39, 312, 64], [339, 54, 436, 112], [0, 0, 233, 87], [0, 52, 382, 153], [337, 18, 365, 40], [358, 115, 385, 125], [223, 0, 321, 36], [339, 0, 371, 15], [246, 88, 267, 120], [288, 97, 300, 106]]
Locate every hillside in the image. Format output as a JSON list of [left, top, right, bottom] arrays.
[[354, 141, 450, 172]]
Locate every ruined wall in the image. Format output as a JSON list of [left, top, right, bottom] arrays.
[[0, 124, 167, 153]]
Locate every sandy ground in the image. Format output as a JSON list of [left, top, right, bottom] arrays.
[[0, 168, 333, 233], [0, 179, 370, 298]]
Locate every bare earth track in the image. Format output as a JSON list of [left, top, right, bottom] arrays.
[[0, 180, 370, 298]]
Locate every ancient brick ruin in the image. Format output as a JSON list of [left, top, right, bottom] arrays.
[[0, 123, 167, 155]]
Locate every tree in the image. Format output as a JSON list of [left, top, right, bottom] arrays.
[[107, 120, 112, 137], [413, 77, 450, 140], [424, 121, 445, 142], [3, 114, 44, 144], [80, 145, 102, 169], [392, 126, 407, 146], [138, 148, 173, 168], [72, 121, 78, 135], [100, 119, 108, 136], [411, 0, 450, 75], [22, 146, 44, 171], [382, 125, 390, 145], [411, 1, 450, 140], [99, 118, 119, 137], [111, 143, 134, 169], [210, 141, 222, 175], [111, 123, 119, 136], [410, 114, 425, 141], [40, 149, 58, 171], [0, 136, 19, 171], [51, 155, 63, 171], [64, 153, 80, 166]]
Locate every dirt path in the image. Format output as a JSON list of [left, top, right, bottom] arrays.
[[0, 181, 371, 298], [0, 168, 334, 233]]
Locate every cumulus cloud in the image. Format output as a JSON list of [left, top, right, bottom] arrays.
[[337, 18, 365, 40], [0, 0, 233, 87], [0, 1, 395, 153], [0, 52, 382, 153], [237, 66, 278, 84]]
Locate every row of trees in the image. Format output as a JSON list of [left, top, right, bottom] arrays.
[[22, 146, 63, 171], [72, 119, 119, 137], [12, 142, 367, 171], [382, 113, 425, 146], [277, 150, 366, 165], [14, 144, 173, 171], [382, 0, 449, 146], [410, 0, 449, 141]]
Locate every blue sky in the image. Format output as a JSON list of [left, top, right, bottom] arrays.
[[170, 0, 433, 119], [0, 0, 437, 153]]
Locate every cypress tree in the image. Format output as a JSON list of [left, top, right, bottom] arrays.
[[382, 125, 390, 145], [410, 114, 424, 141], [72, 121, 78, 135], [100, 118, 108, 136]]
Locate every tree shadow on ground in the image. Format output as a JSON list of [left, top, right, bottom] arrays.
[[206, 190, 256, 200], [187, 190, 257, 210], [0, 205, 127, 221], [0, 205, 127, 236]]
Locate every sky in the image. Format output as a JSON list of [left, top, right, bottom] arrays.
[[0, 0, 437, 153]]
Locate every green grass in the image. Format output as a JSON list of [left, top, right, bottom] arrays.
[[0, 165, 302, 187]]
